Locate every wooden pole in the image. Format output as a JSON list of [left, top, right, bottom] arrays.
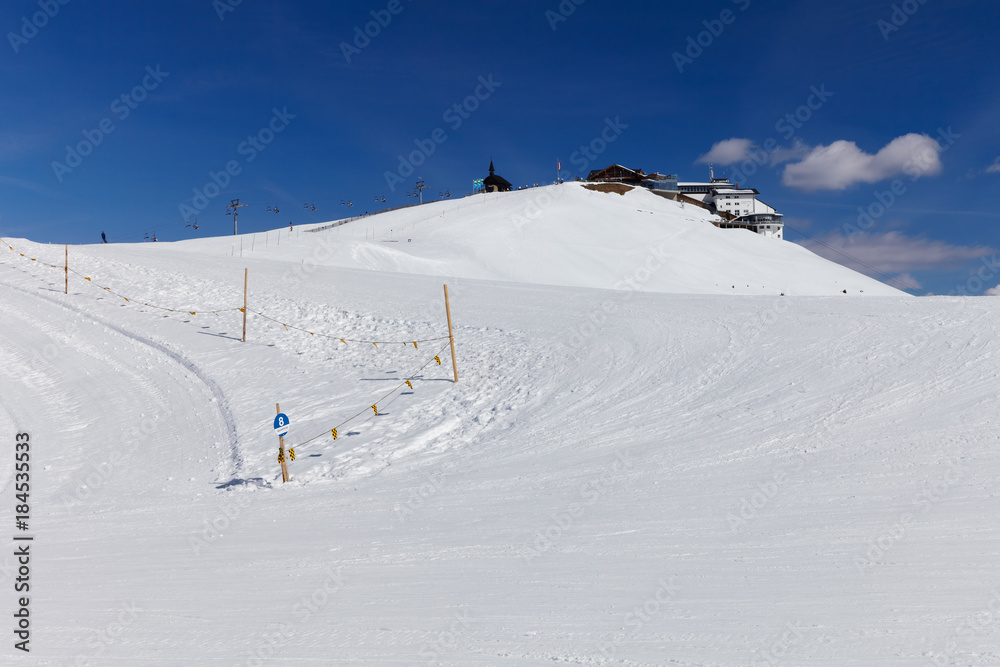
[[64, 245, 68, 294], [444, 284, 459, 383], [276, 403, 289, 483], [242, 268, 248, 343]]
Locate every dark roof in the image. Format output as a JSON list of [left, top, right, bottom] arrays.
[[485, 161, 512, 190], [484, 173, 512, 188], [587, 164, 645, 183]]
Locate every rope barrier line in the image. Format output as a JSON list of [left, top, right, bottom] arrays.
[[4, 242, 60, 269], [70, 267, 236, 316], [2, 238, 449, 346], [3, 240, 463, 476], [289, 341, 452, 450], [3, 239, 235, 315], [251, 310, 450, 346]]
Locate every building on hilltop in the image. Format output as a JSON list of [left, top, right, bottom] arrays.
[[645, 173, 679, 192], [586, 164, 678, 191], [677, 168, 784, 240], [483, 161, 512, 193], [587, 164, 645, 184], [584, 163, 783, 239]]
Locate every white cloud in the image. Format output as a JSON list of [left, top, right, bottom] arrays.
[[987, 157, 1000, 174], [782, 134, 943, 191], [797, 231, 993, 276], [985, 284, 1000, 296], [696, 138, 754, 166]]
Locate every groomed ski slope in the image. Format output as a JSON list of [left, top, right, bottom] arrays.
[[1, 193, 998, 666]]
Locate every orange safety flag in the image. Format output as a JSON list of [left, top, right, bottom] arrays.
[[413, 342, 418, 349], [331, 428, 338, 440], [434, 356, 441, 365], [405, 380, 413, 389], [372, 404, 378, 416]]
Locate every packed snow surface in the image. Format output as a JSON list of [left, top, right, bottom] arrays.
[[1, 186, 997, 666]]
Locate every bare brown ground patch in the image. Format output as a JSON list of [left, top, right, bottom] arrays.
[[583, 183, 634, 196]]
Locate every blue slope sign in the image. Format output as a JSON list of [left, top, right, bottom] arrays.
[[273, 413, 290, 437]]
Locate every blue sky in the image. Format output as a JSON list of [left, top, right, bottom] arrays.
[[1, 0, 998, 295]]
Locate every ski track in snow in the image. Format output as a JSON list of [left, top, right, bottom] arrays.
[[3, 279, 244, 480]]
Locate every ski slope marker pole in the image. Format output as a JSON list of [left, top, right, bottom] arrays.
[[276, 403, 290, 483], [242, 268, 248, 343], [444, 284, 459, 383], [64, 245, 68, 294]]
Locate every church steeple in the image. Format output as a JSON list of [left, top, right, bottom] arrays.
[[483, 159, 512, 193]]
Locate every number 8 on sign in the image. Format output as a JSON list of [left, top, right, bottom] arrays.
[[273, 412, 290, 437]]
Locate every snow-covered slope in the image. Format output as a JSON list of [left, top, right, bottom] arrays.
[[164, 182, 904, 296], [4, 196, 997, 666]]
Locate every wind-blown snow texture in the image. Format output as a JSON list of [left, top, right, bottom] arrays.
[[2, 184, 998, 666]]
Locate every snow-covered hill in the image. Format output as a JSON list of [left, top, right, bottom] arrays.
[[3, 191, 997, 666], [166, 182, 904, 296]]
